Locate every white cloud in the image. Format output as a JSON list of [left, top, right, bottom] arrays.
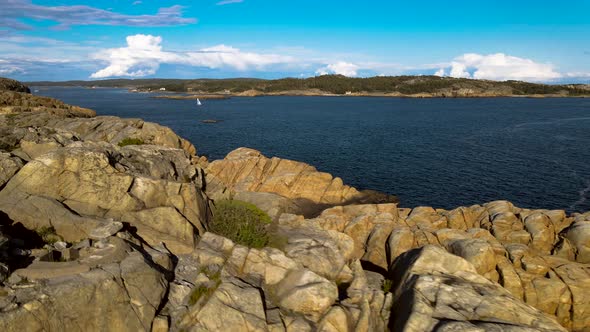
[[449, 61, 470, 78], [0, 66, 24, 75], [434, 68, 445, 77], [435, 53, 562, 82], [565, 71, 590, 79], [217, 0, 243, 5], [1, 0, 195, 30], [0, 59, 24, 75], [315, 61, 359, 77], [90, 34, 296, 78]]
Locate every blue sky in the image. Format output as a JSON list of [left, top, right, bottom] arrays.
[[0, 0, 588, 82]]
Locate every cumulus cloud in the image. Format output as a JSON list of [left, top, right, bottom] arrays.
[[562, 72, 590, 83], [1, 0, 195, 30], [565, 71, 590, 78], [0, 59, 24, 75], [315, 61, 359, 77], [434, 68, 446, 77], [217, 0, 244, 5], [435, 53, 562, 82], [90, 34, 296, 78], [0, 67, 23, 75]]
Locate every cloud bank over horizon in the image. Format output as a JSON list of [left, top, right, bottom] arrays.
[[79, 34, 589, 83], [90, 34, 295, 78], [434, 53, 562, 82], [1, 33, 588, 83], [0, 1, 588, 83]]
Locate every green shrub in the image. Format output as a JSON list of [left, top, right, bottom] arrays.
[[209, 199, 272, 248], [36, 226, 60, 244], [117, 137, 144, 147], [382, 279, 393, 293]]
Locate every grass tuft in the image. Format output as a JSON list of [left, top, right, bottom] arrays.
[[117, 137, 144, 147], [209, 199, 272, 248], [382, 279, 393, 293], [188, 268, 222, 306], [36, 226, 59, 244], [188, 284, 216, 306]]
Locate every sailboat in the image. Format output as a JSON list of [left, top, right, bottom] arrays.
[[196, 98, 202, 106]]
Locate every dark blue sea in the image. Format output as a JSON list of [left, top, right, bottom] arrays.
[[34, 87, 590, 213]]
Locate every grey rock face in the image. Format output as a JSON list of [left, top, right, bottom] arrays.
[[89, 221, 124, 240], [0, 235, 170, 332], [0, 153, 23, 188]]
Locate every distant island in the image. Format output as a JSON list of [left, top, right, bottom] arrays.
[[28, 75, 590, 98]]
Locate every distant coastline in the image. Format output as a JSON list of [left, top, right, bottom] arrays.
[[34, 87, 590, 99], [150, 94, 229, 100], [28, 75, 590, 98]]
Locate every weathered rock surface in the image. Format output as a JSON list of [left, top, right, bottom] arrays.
[[167, 232, 387, 331], [181, 278, 267, 331], [0, 153, 23, 188], [206, 147, 397, 217], [0, 142, 210, 254], [50, 116, 198, 156], [233, 191, 300, 220], [0, 233, 170, 332], [0, 90, 94, 118], [389, 246, 567, 332], [0, 113, 197, 158], [564, 214, 590, 263], [278, 201, 590, 331]]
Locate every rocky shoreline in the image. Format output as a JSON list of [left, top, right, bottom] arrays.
[[150, 95, 230, 100], [233, 89, 590, 98], [1, 77, 589, 332]]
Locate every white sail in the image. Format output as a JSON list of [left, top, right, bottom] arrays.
[[197, 98, 202, 106]]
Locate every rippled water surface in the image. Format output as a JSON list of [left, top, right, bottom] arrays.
[[35, 87, 590, 212]]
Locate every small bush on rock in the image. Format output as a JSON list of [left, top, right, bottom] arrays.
[[117, 137, 144, 147], [188, 285, 216, 306], [189, 268, 221, 306], [36, 226, 60, 244], [382, 279, 393, 293], [209, 199, 271, 248]]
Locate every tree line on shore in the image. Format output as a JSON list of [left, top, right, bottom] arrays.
[[28, 75, 590, 96]]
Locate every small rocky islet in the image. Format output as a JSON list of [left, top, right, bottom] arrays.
[[0, 77, 589, 332]]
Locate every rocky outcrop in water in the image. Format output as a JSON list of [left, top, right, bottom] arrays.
[[0, 78, 589, 332]]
